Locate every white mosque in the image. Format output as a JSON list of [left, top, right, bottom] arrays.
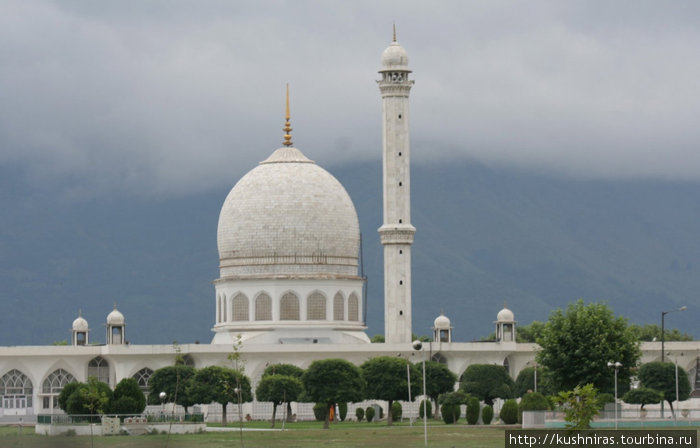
[[0, 35, 697, 420]]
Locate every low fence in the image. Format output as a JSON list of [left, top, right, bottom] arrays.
[[35, 413, 205, 436]]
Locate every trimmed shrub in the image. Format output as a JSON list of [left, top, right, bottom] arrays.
[[419, 399, 433, 419], [391, 402, 402, 421], [500, 399, 518, 424], [338, 402, 347, 421], [365, 406, 376, 422], [482, 405, 494, 425], [355, 407, 365, 422], [518, 391, 550, 423], [313, 403, 327, 422], [466, 396, 480, 425], [441, 403, 461, 424]]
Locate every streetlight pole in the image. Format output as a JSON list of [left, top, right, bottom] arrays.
[[661, 306, 687, 362], [607, 362, 622, 430], [660, 306, 686, 419], [413, 340, 427, 448]]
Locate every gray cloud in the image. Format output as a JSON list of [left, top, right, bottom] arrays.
[[2, 0, 700, 198]]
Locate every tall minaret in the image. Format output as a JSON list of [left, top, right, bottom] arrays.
[[378, 28, 415, 344]]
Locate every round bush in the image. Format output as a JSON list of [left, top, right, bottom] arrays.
[[500, 399, 519, 424], [419, 399, 432, 419], [313, 403, 327, 422], [441, 403, 461, 424], [466, 396, 480, 425], [518, 391, 550, 423], [355, 407, 365, 422], [391, 402, 402, 421], [365, 406, 375, 422], [482, 405, 494, 425], [338, 402, 347, 421]]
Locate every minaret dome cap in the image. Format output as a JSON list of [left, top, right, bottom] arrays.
[[72, 314, 89, 332], [381, 41, 410, 71]]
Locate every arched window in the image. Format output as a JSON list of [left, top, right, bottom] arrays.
[[132, 367, 154, 395], [255, 293, 272, 321], [217, 295, 222, 323], [280, 292, 300, 320], [222, 294, 227, 322], [232, 293, 249, 321], [0, 369, 33, 409], [88, 356, 110, 385], [333, 292, 344, 321], [348, 293, 359, 322], [42, 369, 76, 409], [307, 292, 326, 320]]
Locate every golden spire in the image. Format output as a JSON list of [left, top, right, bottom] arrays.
[[283, 83, 293, 147], [393, 23, 397, 42]]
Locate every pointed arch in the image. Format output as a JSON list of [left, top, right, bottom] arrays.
[[132, 367, 154, 395], [232, 293, 249, 321], [0, 369, 33, 409], [41, 369, 76, 409], [348, 293, 359, 322], [307, 291, 327, 320], [280, 292, 300, 320], [255, 292, 272, 321], [88, 356, 110, 385], [333, 292, 345, 321]]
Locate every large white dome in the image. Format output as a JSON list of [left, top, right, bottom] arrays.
[[217, 146, 361, 278]]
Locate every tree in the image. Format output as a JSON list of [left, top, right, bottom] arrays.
[[537, 300, 641, 394], [514, 366, 553, 397], [459, 364, 514, 405], [420, 361, 457, 420], [628, 324, 692, 342], [370, 334, 385, 343], [255, 375, 303, 428], [262, 363, 305, 419], [147, 365, 197, 412], [555, 383, 599, 429], [361, 356, 420, 426], [63, 378, 113, 420], [58, 382, 82, 413], [302, 359, 365, 429], [112, 378, 146, 415], [622, 387, 664, 409], [188, 366, 252, 425], [637, 362, 691, 417], [517, 321, 546, 343]]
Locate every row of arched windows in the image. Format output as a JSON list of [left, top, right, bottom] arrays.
[[0, 358, 168, 411], [217, 291, 360, 323]]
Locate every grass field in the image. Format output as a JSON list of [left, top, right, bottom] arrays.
[[1, 422, 698, 448], [0, 422, 507, 448]]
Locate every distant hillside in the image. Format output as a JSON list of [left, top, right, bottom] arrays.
[[0, 159, 698, 345]]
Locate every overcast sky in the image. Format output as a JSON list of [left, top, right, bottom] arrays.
[[2, 1, 700, 199]]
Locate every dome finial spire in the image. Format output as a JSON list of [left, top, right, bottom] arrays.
[[393, 23, 397, 42], [283, 83, 293, 147]]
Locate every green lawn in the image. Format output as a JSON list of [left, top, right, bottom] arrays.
[[1, 423, 698, 448], [0, 422, 507, 448]]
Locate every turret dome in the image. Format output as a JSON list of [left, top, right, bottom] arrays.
[[497, 306, 515, 323], [72, 313, 88, 332], [107, 306, 125, 325]]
